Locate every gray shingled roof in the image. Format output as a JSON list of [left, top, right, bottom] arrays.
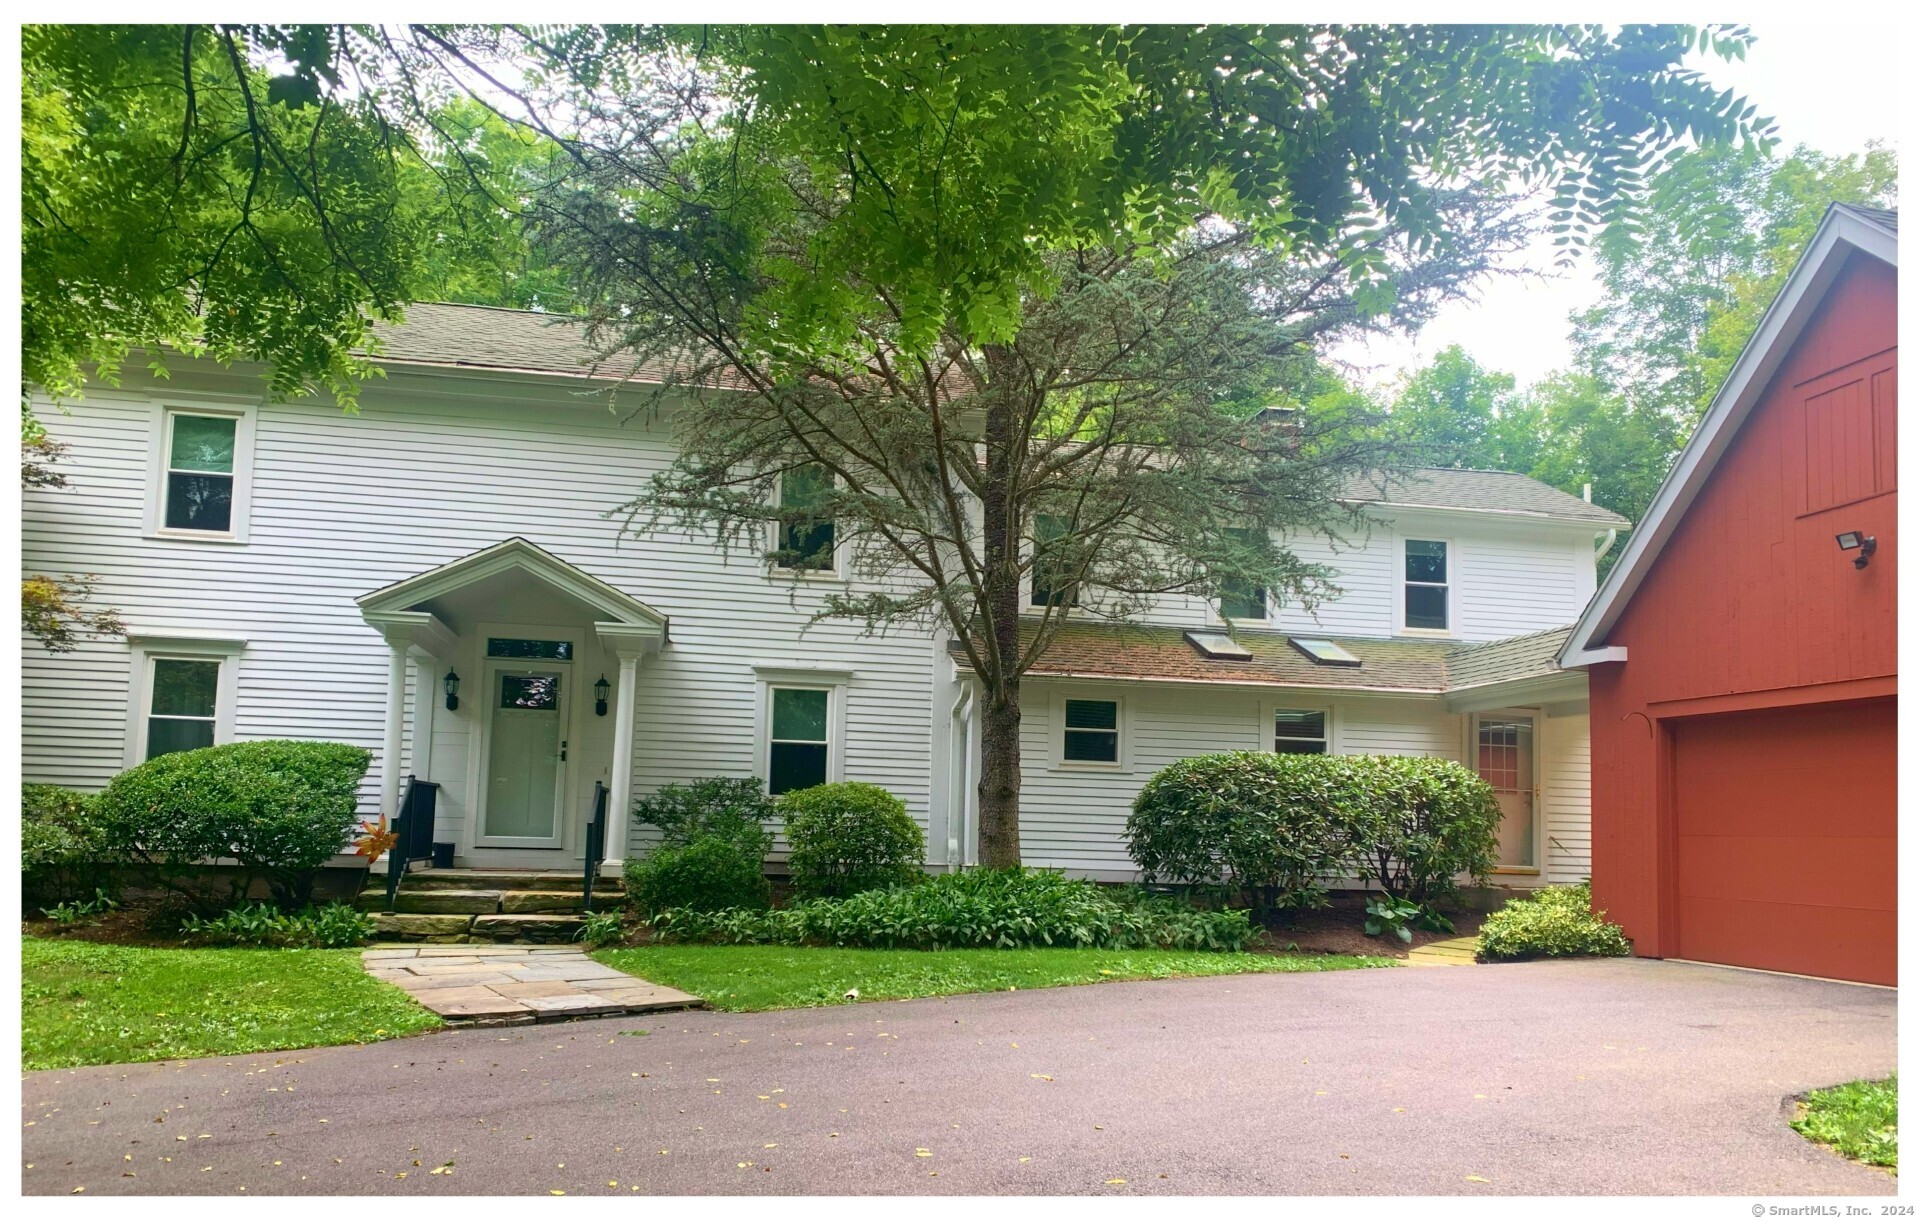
[[368, 306, 1626, 527], [1343, 468, 1628, 526], [950, 621, 1573, 693], [1834, 203, 1897, 237]]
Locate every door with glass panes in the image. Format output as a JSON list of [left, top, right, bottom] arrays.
[[478, 646, 573, 848]]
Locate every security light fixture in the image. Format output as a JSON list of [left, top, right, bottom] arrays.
[[1836, 531, 1878, 569], [594, 674, 611, 716], [442, 670, 460, 711]]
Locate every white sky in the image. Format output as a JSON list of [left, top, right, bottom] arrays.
[[1326, 25, 1903, 393]]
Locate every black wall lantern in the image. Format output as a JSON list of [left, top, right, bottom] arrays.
[[594, 674, 611, 716], [443, 670, 460, 711]]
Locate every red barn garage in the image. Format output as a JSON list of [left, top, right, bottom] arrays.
[[1560, 204, 1897, 986]]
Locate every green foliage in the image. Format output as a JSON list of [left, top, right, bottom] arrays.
[[1476, 883, 1633, 962], [651, 868, 1255, 953], [624, 835, 772, 917], [780, 782, 925, 899], [23, 936, 440, 1069], [93, 740, 372, 909], [593, 944, 1388, 1012], [647, 24, 1767, 356], [631, 777, 776, 855], [23, 783, 116, 904], [1126, 752, 1501, 911], [179, 901, 376, 948], [1362, 896, 1453, 944], [40, 889, 119, 925], [1350, 756, 1503, 905], [1792, 1076, 1898, 1171], [576, 908, 628, 947]]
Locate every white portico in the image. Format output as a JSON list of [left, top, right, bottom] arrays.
[[357, 537, 667, 868]]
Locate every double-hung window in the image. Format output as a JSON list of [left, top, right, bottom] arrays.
[[1272, 708, 1329, 755], [1030, 514, 1077, 608], [145, 657, 221, 758], [163, 412, 239, 533], [1220, 527, 1268, 621], [1061, 697, 1120, 764], [1402, 539, 1451, 633], [767, 686, 831, 794], [776, 465, 836, 572]]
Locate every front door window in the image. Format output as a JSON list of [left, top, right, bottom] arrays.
[[1476, 714, 1537, 868], [485, 669, 565, 840]]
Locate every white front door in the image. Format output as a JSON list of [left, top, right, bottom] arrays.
[[1474, 711, 1539, 870], [479, 664, 569, 847]]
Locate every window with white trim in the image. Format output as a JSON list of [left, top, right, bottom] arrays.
[[1220, 526, 1268, 621], [1402, 539, 1450, 632], [767, 686, 831, 794], [144, 656, 222, 759], [1272, 708, 1329, 755], [1061, 698, 1119, 763], [775, 465, 836, 572], [162, 412, 239, 532], [1030, 514, 1078, 608]]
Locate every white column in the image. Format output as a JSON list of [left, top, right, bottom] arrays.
[[605, 652, 642, 867], [380, 643, 408, 821]]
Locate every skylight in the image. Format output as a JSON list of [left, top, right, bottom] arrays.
[[1289, 637, 1362, 667], [1184, 630, 1253, 661]]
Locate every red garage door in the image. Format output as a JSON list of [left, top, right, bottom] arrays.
[[1671, 697, 1896, 985]]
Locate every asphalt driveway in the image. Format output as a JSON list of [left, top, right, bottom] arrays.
[[21, 958, 1895, 1196]]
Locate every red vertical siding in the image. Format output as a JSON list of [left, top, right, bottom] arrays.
[[1589, 253, 1898, 961]]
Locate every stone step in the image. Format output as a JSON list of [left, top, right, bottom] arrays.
[[359, 889, 503, 915], [394, 869, 623, 893], [472, 913, 585, 944], [370, 911, 589, 945]]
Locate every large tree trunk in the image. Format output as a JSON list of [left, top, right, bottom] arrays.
[[974, 366, 1024, 868]]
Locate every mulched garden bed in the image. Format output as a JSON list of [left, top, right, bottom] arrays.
[[1254, 893, 1487, 960]]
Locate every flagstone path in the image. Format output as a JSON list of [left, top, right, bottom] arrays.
[[362, 945, 702, 1026]]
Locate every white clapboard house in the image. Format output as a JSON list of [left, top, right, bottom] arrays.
[[23, 304, 1627, 884]]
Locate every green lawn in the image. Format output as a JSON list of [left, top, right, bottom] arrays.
[[1792, 1075, 1898, 1171], [22, 937, 442, 1071], [593, 944, 1390, 1012]]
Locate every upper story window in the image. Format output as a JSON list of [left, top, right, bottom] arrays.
[[147, 404, 255, 542], [1402, 539, 1451, 633], [1030, 514, 1078, 608], [1220, 527, 1267, 621], [775, 465, 836, 573]]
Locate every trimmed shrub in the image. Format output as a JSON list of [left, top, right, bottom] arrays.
[[94, 740, 372, 910], [1346, 755, 1501, 904], [1476, 883, 1633, 961], [1126, 751, 1503, 913], [651, 867, 1256, 952], [780, 782, 925, 899], [632, 777, 775, 856], [23, 784, 114, 906], [1126, 752, 1360, 914], [179, 901, 376, 948], [625, 834, 772, 917]]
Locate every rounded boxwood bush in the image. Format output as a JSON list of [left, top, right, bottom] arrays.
[[1126, 751, 1359, 914], [1126, 751, 1503, 913], [94, 740, 371, 908], [624, 834, 772, 917], [779, 781, 924, 899], [1476, 883, 1632, 961]]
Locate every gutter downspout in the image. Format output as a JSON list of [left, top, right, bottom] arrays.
[[1595, 528, 1618, 564], [961, 685, 980, 869]]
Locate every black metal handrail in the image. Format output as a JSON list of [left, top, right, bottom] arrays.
[[582, 781, 609, 911], [384, 776, 440, 913]]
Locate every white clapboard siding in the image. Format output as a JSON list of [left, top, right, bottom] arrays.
[[1542, 712, 1594, 885], [22, 370, 938, 855]]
